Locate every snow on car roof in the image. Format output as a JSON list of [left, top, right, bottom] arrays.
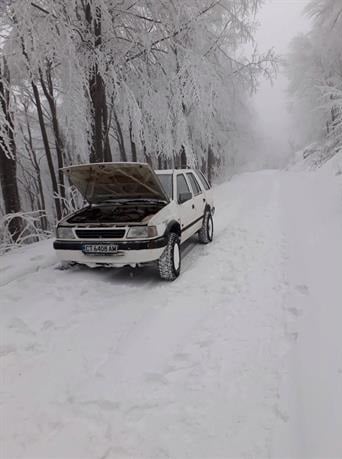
[[155, 169, 195, 174]]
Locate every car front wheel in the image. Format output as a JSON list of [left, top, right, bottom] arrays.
[[158, 232, 181, 281], [198, 211, 214, 244]]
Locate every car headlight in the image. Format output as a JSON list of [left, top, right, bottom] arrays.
[[126, 226, 158, 239], [56, 227, 75, 239]]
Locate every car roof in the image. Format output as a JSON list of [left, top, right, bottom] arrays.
[[155, 169, 196, 174], [64, 161, 148, 170]]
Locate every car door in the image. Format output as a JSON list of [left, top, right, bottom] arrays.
[[176, 173, 196, 242], [195, 169, 214, 209], [185, 171, 206, 233]]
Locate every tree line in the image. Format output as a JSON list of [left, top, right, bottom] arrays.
[[0, 0, 275, 246], [287, 0, 342, 162]]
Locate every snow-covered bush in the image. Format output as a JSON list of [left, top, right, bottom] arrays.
[[0, 211, 51, 254], [57, 186, 86, 218]]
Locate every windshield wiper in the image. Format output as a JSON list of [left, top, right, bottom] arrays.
[[100, 200, 126, 205], [99, 198, 167, 205], [128, 198, 168, 204]]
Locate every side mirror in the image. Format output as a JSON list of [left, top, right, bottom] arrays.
[[178, 192, 192, 204]]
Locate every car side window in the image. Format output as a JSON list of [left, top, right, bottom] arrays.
[[196, 170, 211, 190], [177, 174, 191, 202], [186, 172, 202, 195]]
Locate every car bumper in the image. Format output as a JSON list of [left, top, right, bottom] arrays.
[[53, 238, 167, 267]]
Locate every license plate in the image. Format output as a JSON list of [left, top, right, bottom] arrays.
[[82, 243, 118, 255]]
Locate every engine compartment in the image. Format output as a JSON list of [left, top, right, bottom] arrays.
[[67, 202, 165, 224]]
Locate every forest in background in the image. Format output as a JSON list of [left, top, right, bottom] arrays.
[[1, 0, 341, 252], [0, 0, 276, 249], [287, 0, 342, 166], [0, 0, 276, 252]]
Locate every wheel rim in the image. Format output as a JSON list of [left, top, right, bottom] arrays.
[[173, 243, 180, 270], [207, 216, 213, 239]]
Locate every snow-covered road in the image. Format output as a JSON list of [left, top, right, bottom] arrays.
[[1, 168, 342, 459]]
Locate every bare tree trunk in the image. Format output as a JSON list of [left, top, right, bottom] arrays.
[[31, 81, 62, 220], [102, 89, 112, 162], [144, 145, 153, 167], [89, 71, 104, 162], [207, 145, 214, 185], [113, 109, 127, 162], [180, 146, 187, 168], [30, 151, 48, 230], [129, 123, 137, 162], [22, 107, 48, 231], [39, 64, 65, 199], [0, 58, 21, 240], [173, 46, 193, 170], [85, 2, 112, 163], [174, 153, 181, 169], [19, 34, 61, 220], [0, 154, 21, 238], [201, 158, 207, 175]]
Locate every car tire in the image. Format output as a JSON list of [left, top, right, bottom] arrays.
[[158, 232, 181, 281], [198, 211, 214, 244]]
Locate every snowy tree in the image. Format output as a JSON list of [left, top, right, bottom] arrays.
[[0, 0, 276, 245], [0, 57, 22, 239], [287, 0, 342, 158]]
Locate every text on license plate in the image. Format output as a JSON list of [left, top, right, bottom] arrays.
[[82, 244, 118, 255]]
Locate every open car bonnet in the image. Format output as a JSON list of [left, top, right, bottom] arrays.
[[62, 162, 169, 204]]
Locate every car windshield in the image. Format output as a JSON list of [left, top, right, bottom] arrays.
[[156, 174, 173, 200]]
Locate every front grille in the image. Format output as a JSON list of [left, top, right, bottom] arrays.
[[75, 229, 126, 239]]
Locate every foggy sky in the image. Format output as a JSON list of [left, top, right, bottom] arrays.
[[253, 0, 311, 164]]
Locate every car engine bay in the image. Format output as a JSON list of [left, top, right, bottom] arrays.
[[67, 202, 165, 224]]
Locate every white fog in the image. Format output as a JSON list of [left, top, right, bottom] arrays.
[[253, 0, 311, 168]]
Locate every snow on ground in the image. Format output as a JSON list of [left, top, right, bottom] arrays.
[[271, 159, 342, 459], [1, 166, 342, 459], [0, 240, 56, 288]]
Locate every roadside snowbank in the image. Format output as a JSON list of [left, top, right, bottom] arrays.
[[271, 158, 342, 458], [288, 143, 342, 175], [0, 239, 57, 287]]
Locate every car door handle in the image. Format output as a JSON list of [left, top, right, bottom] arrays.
[[192, 204, 195, 209], [203, 198, 206, 203]]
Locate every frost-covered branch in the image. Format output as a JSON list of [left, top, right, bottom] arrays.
[[287, 0, 342, 156], [0, 0, 276, 249]]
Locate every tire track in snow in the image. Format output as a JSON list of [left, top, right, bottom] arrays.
[[1, 171, 303, 459]]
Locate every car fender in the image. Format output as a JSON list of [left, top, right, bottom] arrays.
[[148, 201, 181, 238], [203, 190, 214, 214], [149, 201, 178, 224], [164, 220, 181, 237]]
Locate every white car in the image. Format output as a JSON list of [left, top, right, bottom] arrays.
[[54, 162, 215, 280]]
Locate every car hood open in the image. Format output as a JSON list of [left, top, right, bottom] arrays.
[[62, 162, 169, 204]]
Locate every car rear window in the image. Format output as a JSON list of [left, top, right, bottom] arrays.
[[196, 170, 211, 190], [186, 172, 202, 195]]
